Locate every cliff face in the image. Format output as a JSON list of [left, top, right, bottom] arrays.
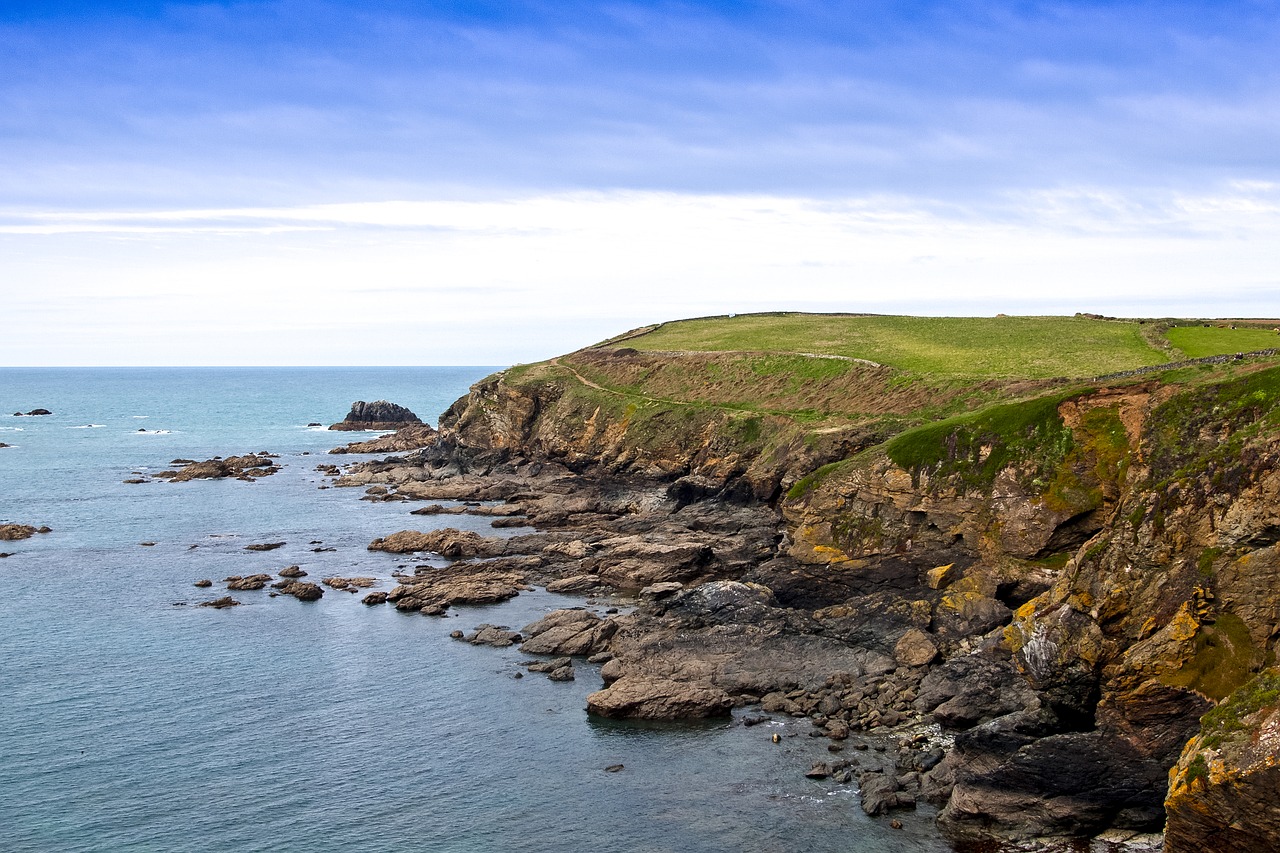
[[783, 365, 1280, 842], [434, 350, 1280, 846], [437, 357, 877, 502]]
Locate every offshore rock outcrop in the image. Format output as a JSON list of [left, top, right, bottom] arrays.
[[337, 352, 1280, 850], [329, 400, 422, 431]]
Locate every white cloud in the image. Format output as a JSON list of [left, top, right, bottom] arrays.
[[2, 185, 1277, 365]]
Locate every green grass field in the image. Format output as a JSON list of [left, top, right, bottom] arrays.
[[1165, 325, 1280, 359], [619, 313, 1168, 379]]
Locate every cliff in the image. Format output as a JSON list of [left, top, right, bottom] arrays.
[[391, 315, 1280, 848]]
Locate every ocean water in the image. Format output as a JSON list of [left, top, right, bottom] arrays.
[[0, 368, 950, 853]]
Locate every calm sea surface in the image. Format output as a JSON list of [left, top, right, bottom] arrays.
[[0, 368, 949, 853]]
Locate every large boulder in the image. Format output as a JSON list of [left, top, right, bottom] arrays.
[[586, 675, 733, 720], [520, 609, 617, 656], [329, 400, 423, 431]]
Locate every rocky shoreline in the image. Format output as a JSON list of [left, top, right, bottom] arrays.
[[315, 434, 1152, 851], [302, 349, 1280, 853]]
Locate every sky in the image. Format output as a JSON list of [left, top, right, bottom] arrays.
[[1, 0, 1278, 365]]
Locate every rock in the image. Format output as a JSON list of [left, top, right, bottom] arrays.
[[368, 528, 497, 558], [548, 665, 575, 681], [806, 762, 833, 779], [198, 596, 240, 609], [464, 624, 523, 647], [154, 453, 280, 482], [859, 770, 911, 816], [0, 442, 10, 448], [0, 524, 42, 541], [926, 563, 959, 590], [279, 581, 324, 601], [362, 591, 389, 606], [322, 576, 376, 590], [894, 629, 939, 667], [140, 541, 156, 547], [545, 575, 602, 594], [123, 478, 148, 484], [16, 408, 52, 416], [520, 609, 617, 657], [639, 581, 684, 599], [604, 763, 625, 772], [194, 579, 213, 588], [278, 565, 307, 578], [329, 400, 423, 431], [245, 542, 286, 552], [225, 574, 272, 591], [330, 423, 439, 454], [586, 676, 733, 720]]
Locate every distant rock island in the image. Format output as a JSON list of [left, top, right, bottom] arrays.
[[329, 400, 423, 431]]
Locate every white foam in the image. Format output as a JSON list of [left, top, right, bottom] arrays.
[[133, 429, 172, 435], [69, 424, 105, 429], [132, 415, 149, 419]]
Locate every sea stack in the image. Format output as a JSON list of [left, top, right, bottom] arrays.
[[329, 400, 423, 431]]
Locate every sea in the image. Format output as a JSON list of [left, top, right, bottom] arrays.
[[0, 367, 950, 853]]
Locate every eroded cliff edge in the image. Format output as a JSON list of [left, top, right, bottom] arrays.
[[346, 344, 1280, 850]]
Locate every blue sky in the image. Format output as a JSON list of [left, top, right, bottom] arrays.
[[2, 1, 1278, 364]]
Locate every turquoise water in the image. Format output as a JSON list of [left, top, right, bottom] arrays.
[[0, 368, 949, 852]]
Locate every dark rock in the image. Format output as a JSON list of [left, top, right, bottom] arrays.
[[226, 574, 272, 591], [806, 762, 833, 779], [604, 764, 625, 773], [329, 400, 423, 431], [194, 579, 213, 588], [0, 524, 42, 541], [547, 665, 575, 681], [279, 581, 324, 601], [198, 596, 240, 609], [362, 591, 389, 606], [465, 624, 523, 647], [278, 565, 306, 578], [245, 542, 286, 552]]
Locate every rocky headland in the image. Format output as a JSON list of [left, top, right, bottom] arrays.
[[322, 316, 1280, 851]]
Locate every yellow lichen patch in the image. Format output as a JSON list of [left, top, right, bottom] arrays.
[[1068, 591, 1095, 611], [811, 544, 853, 563], [1168, 602, 1202, 643], [926, 563, 958, 589]]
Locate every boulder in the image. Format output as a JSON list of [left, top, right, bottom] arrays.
[[894, 629, 939, 667], [198, 596, 240, 609], [586, 676, 733, 720], [462, 624, 523, 647], [225, 574, 272, 591], [279, 581, 324, 601], [520, 609, 617, 656]]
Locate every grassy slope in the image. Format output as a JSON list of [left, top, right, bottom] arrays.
[[494, 314, 1280, 493], [621, 314, 1168, 379], [1166, 325, 1280, 358]]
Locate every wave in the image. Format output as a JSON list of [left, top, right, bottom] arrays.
[[133, 429, 172, 435], [69, 424, 106, 429], [0, 427, 24, 432], [132, 415, 149, 419]]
